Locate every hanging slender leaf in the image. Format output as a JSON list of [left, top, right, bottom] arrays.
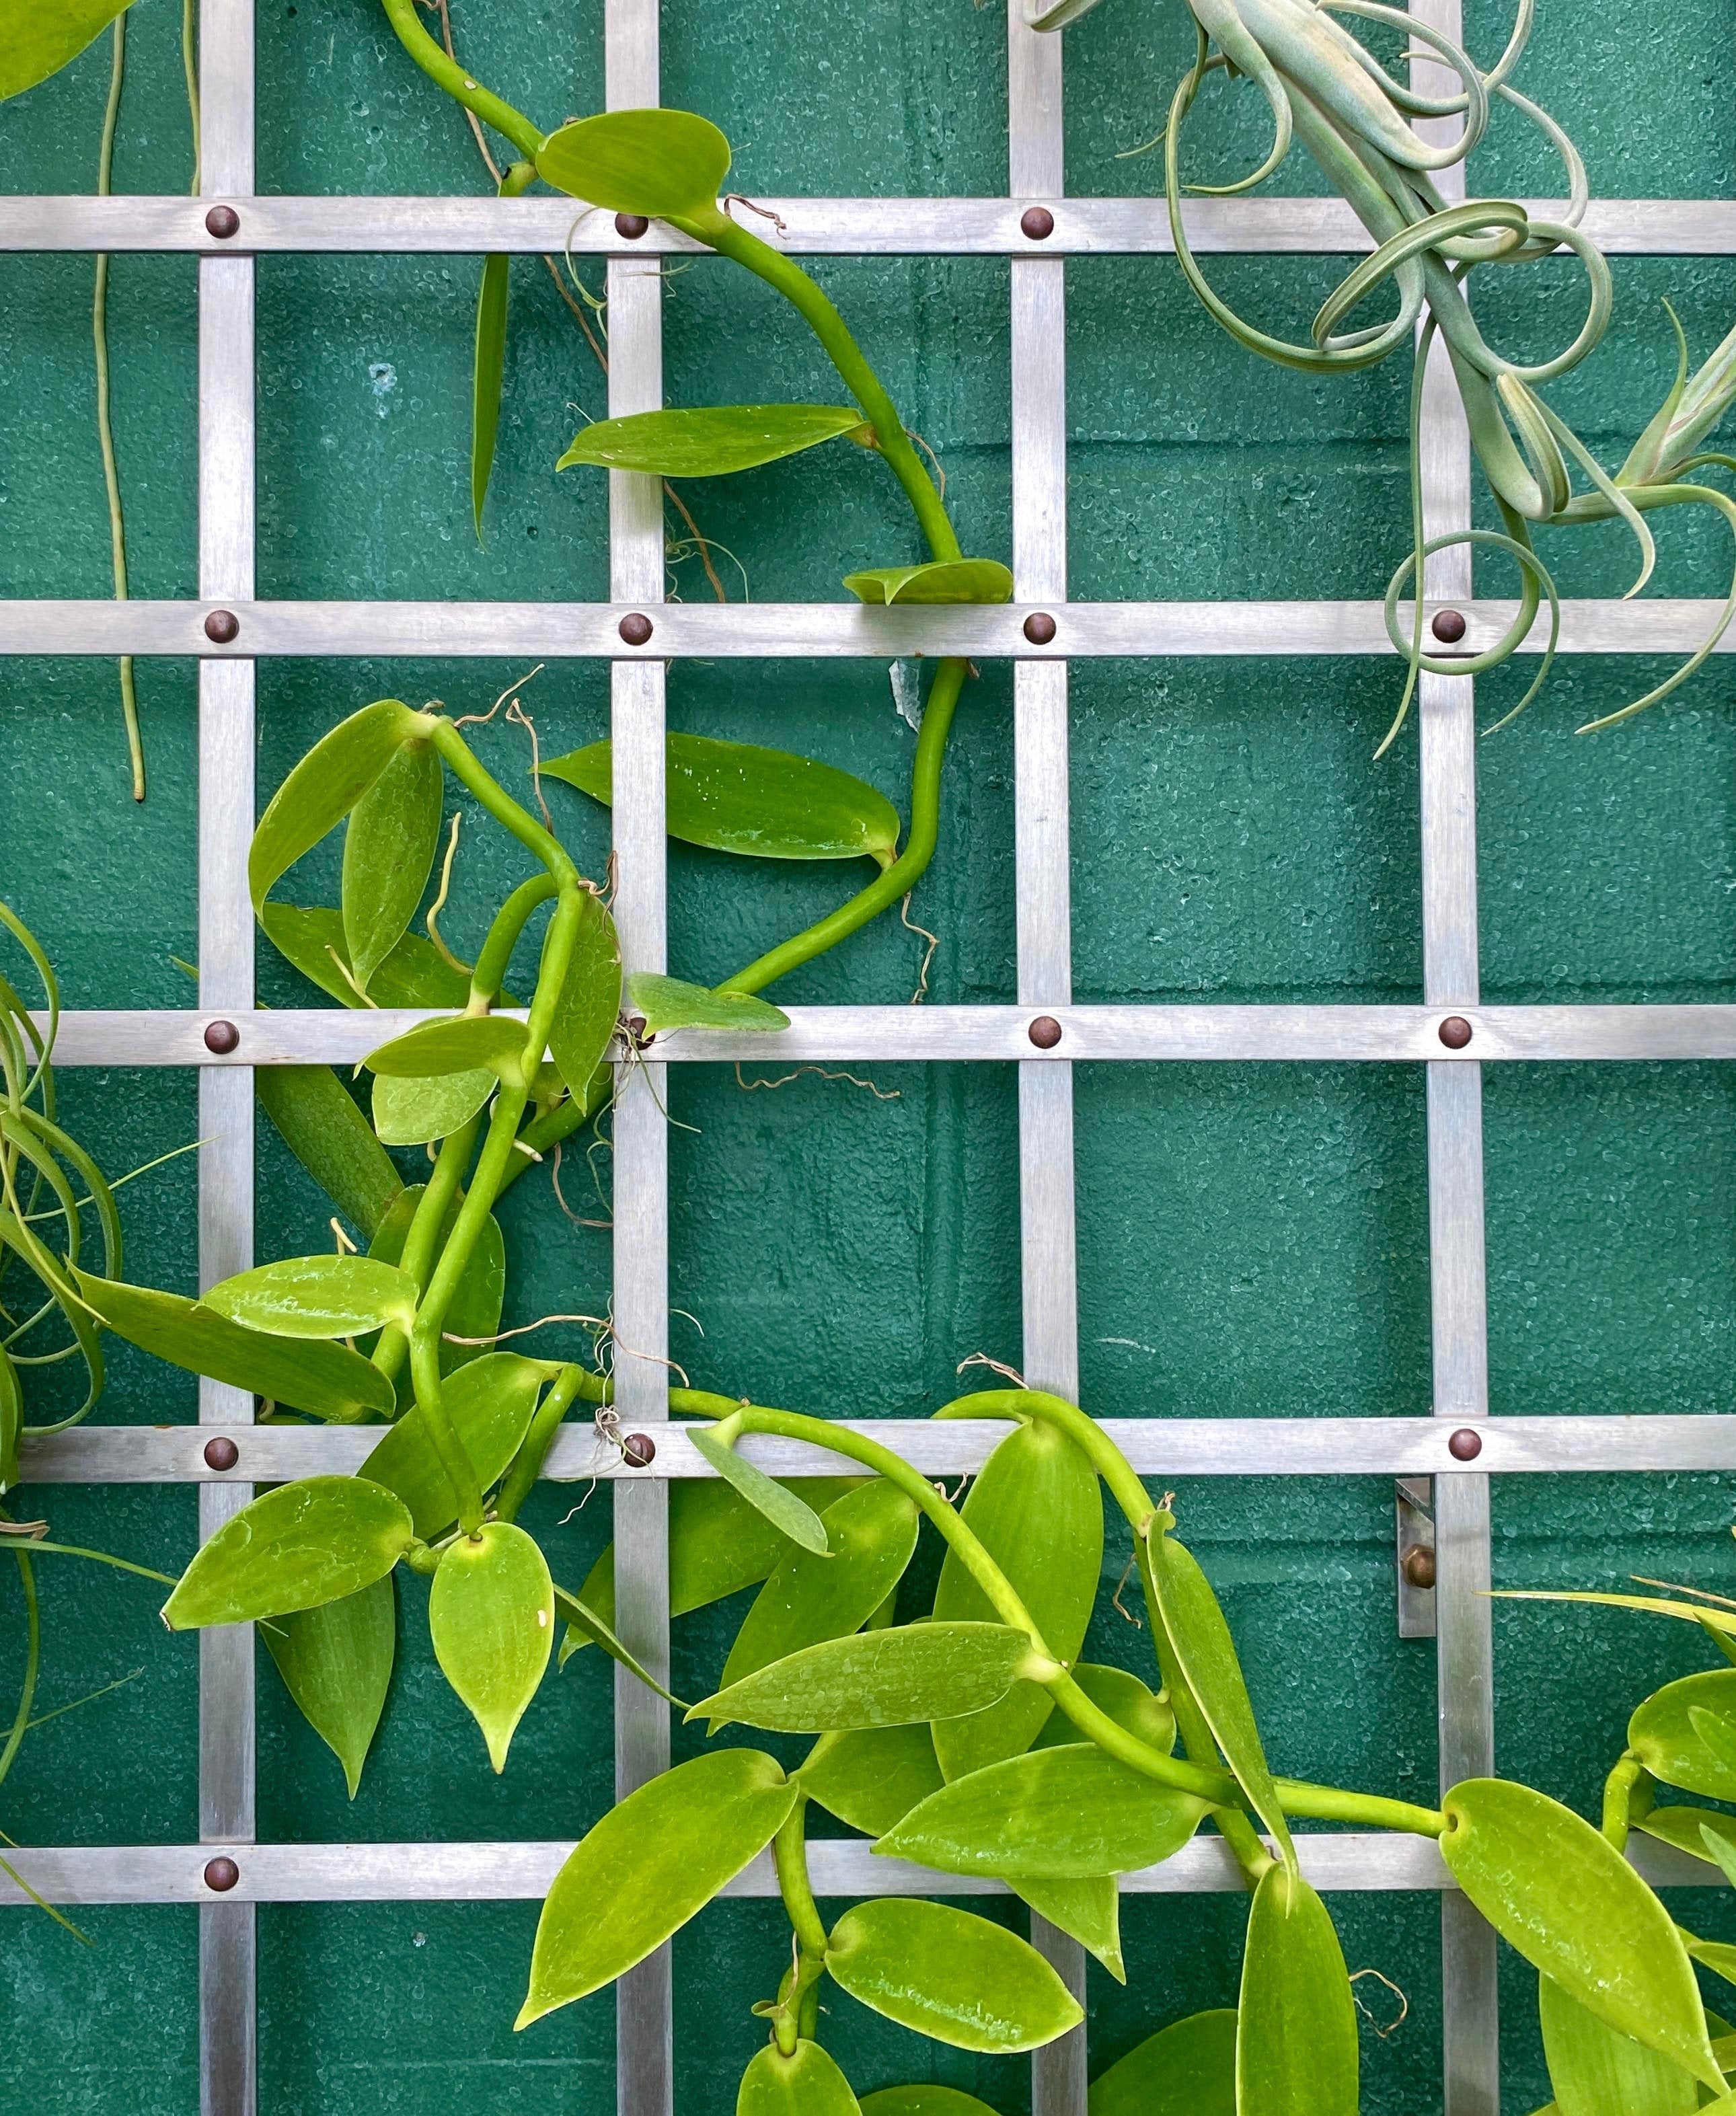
[[860, 2093, 1002, 2116], [430, 1521, 554, 1772], [368, 1182, 505, 1380], [554, 1581, 687, 1708], [261, 1574, 395, 1799], [1689, 1936, 1736, 1987], [203, 1254, 418, 1340], [843, 559, 1014, 606], [1238, 1864, 1358, 2116], [719, 1480, 919, 1692], [544, 734, 901, 865], [932, 1417, 1102, 1782], [1032, 1663, 1175, 1755], [1628, 1671, 1736, 1801], [686, 1425, 829, 1554], [628, 975, 789, 1035], [691, 1622, 1043, 1735], [250, 701, 430, 913], [0, 0, 137, 101], [256, 1065, 403, 1240], [260, 904, 471, 1012], [737, 2040, 861, 2115], [372, 1067, 496, 1149], [472, 250, 511, 537], [1144, 1527, 1293, 1868], [1496, 1589, 1736, 1644], [163, 1476, 416, 1629], [360, 1354, 548, 1538], [559, 404, 868, 478], [825, 1898, 1082, 2053], [1538, 1969, 1699, 2116], [1702, 1823, 1736, 1889], [548, 888, 621, 1102], [341, 740, 443, 993], [797, 1723, 944, 1837], [74, 1270, 396, 1421], [518, 1748, 797, 2026], [364, 1014, 529, 1083], [1088, 2008, 1238, 2116], [0, 1345, 20, 1495], [1017, 1873, 1124, 1983], [535, 108, 732, 219], [1636, 1806, 1736, 1865], [878, 1743, 1208, 1880], [1438, 1778, 1720, 2088]]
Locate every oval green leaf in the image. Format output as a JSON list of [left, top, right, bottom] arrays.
[[256, 1065, 402, 1241], [548, 887, 622, 1101], [1018, 1873, 1124, 1982], [843, 559, 1014, 607], [261, 1574, 395, 1799], [629, 975, 790, 1035], [799, 1723, 944, 1837], [860, 2092, 1002, 2116], [686, 1424, 829, 1553], [879, 1743, 1207, 1880], [560, 405, 867, 478], [1088, 2008, 1237, 2116], [342, 739, 443, 993], [260, 903, 472, 1012], [546, 733, 900, 865], [0, 0, 136, 101], [1538, 1969, 1699, 2116], [535, 108, 731, 220], [738, 2039, 861, 2115], [1238, 1863, 1357, 2116], [1636, 1805, 1736, 1866], [1033, 1662, 1175, 1756], [1629, 1671, 1736, 1801], [932, 1417, 1102, 1781], [203, 1254, 418, 1339], [430, 1520, 554, 1772], [361, 1353, 547, 1538], [719, 1480, 919, 1692], [74, 1270, 396, 1421], [825, 1898, 1082, 2053], [518, 1747, 796, 2026], [365, 1014, 529, 1084], [372, 1067, 496, 1149], [163, 1475, 415, 1629], [1439, 1777, 1720, 2088], [690, 1620, 1041, 1735], [250, 701, 430, 914]]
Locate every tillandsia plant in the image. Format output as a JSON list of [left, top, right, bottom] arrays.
[[1029, 0, 1736, 743]]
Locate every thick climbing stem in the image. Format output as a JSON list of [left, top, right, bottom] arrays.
[[495, 1363, 589, 1522], [771, 1799, 829, 2057], [376, 0, 545, 161], [1601, 1751, 1645, 1849], [370, 1112, 481, 1393]]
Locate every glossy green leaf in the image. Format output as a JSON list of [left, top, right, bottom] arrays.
[[843, 559, 1014, 606], [737, 2039, 861, 2115], [879, 1743, 1207, 1879], [686, 1425, 830, 1554], [518, 1748, 797, 2026], [798, 1723, 944, 1836], [860, 2092, 1001, 2116], [535, 108, 731, 220], [554, 1581, 687, 1708], [1539, 1969, 1699, 2116], [261, 1575, 394, 1799], [1145, 1527, 1293, 1868], [203, 1254, 418, 1339], [548, 886, 621, 1101], [1702, 1618, 1736, 1667], [0, 1345, 21, 1495], [826, 1898, 1083, 2053], [1439, 1778, 1720, 2087], [250, 701, 430, 914], [1689, 1937, 1736, 1987], [719, 1480, 919, 1691], [260, 904, 471, 1012], [691, 1621, 1042, 1735], [1237, 1864, 1357, 2116], [0, 0, 136, 101], [472, 249, 510, 537], [368, 1182, 505, 1380], [74, 1270, 396, 1421], [1016, 1874, 1124, 1982], [1703, 1823, 1736, 1889], [256, 1065, 402, 1240], [1025, 0, 1109, 27], [1088, 2008, 1237, 2116], [628, 975, 790, 1036], [163, 1476, 415, 1629], [430, 1520, 554, 1772], [1033, 1662, 1175, 1755], [560, 404, 867, 478], [360, 1354, 547, 1538], [341, 739, 443, 992], [544, 734, 901, 865], [1636, 1805, 1736, 1866], [372, 1067, 496, 1149], [365, 1014, 529, 1084], [932, 1417, 1102, 1781], [1628, 1671, 1736, 1801]]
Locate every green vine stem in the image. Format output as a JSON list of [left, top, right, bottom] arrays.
[[93, 14, 145, 802], [770, 1799, 829, 2054], [1601, 1751, 1646, 1849], [182, 0, 201, 196], [376, 0, 546, 162], [494, 1362, 589, 1522]]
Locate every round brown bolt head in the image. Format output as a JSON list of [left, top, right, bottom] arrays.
[[615, 212, 650, 239], [1447, 1427, 1483, 1462], [203, 1856, 241, 1893], [203, 1435, 240, 1472], [1028, 1015, 1063, 1051], [618, 612, 654, 647], [1020, 205, 1055, 241], [621, 1433, 657, 1468], [1023, 612, 1057, 646], [1401, 1544, 1437, 1590], [203, 1018, 240, 1054], [204, 609, 240, 644], [1430, 607, 1468, 645], [204, 204, 241, 240], [1437, 1015, 1473, 1051]]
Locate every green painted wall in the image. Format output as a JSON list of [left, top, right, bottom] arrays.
[[3, 0, 1736, 2107]]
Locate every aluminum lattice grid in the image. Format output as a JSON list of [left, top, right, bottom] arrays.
[[3, 0, 1735, 2109]]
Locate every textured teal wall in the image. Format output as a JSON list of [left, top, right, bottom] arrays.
[[3, 0, 1736, 2108]]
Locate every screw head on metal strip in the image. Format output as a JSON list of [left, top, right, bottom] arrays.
[[204, 204, 241, 240], [203, 1856, 240, 1893], [618, 613, 654, 646], [1022, 612, 1057, 646], [1020, 205, 1055, 241], [1401, 1544, 1437, 1590], [204, 609, 240, 644], [203, 1018, 240, 1055], [1431, 607, 1467, 644], [1027, 1015, 1063, 1051], [621, 1433, 657, 1468], [1437, 1015, 1472, 1050], [1447, 1427, 1482, 1462], [615, 213, 650, 239], [202, 1435, 240, 1472]]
